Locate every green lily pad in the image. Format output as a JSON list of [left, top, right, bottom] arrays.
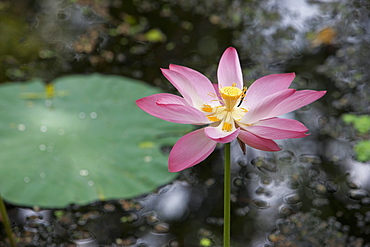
[[0, 74, 191, 208]]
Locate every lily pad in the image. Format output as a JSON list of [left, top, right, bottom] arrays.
[[0, 74, 191, 208]]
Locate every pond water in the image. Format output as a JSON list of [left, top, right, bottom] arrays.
[[1, 0, 370, 246]]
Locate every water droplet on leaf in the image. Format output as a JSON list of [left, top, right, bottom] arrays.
[[40, 125, 48, 133], [90, 112, 97, 119], [58, 129, 65, 135], [39, 144, 46, 151], [17, 124, 26, 131], [79, 169, 89, 176], [45, 100, 52, 107], [143, 155, 152, 162]]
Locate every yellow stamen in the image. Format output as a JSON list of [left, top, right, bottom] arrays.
[[207, 92, 217, 98], [207, 116, 220, 122], [201, 104, 213, 113], [222, 122, 232, 132]]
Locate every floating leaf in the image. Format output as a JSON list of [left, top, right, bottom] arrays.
[[0, 74, 191, 207], [354, 140, 370, 162], [342, 114, 370, 134]]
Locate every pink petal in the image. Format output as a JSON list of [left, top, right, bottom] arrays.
[[169, 64, 218, 105], [241, 89, 296, 124], [238, 130, 281, 151], [243, 117, 309, 139], [265, 90, 327, 118], [217, 47, 243, 89], [242, 73, 295, 109], [169, 128, 217, 172], [255, 117, 308, 132], [161, 68, 204, 108], [204, 126, 240, 143], [136, 93, 210, 125]]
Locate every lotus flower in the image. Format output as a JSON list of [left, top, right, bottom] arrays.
[[136, 47, 326, 172]]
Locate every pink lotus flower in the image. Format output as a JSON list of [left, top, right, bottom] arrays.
[[136, 47, 326, 172]]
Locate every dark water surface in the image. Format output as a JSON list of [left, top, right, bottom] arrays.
[[1, 0, 370, 246]]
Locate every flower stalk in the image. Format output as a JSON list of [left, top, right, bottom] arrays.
[[0, 194, 16, 247], [223, 142, 231, 247]]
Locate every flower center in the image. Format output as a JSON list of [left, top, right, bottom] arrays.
[[220, 84, 243, 110], [201, 83, 248, 132], [220, 86, 242, 100]]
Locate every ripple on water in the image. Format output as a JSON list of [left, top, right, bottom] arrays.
[[255, 186, 272, 197], [299, 154, 322, 165], [244, 171, 259, 180], [287, 176, 301, 190], [251, 156, 279, 175], [277, 150, 297, 165], [279, 204, 295, 217], [347, 189, 369, 201], [152, 222, 170, 233], [360, 197, 370, 206], [346, 180, 361, 189], [284, 193, 301, 205], [324, 179, 339, 193], [234, 206, 250, 216], [236, 156, 248, 167], [312, 198, 330, 207], [120, 212, 139, 224], [308, 168, 320, 179], [232, 177, 244, 188], [252, 199, 270, 209]]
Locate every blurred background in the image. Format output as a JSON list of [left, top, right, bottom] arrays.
[[1, 0, 370, 246]]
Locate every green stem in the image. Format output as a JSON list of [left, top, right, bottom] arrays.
[[0, 195, 16, 247], [224, 142, 231, 247]]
